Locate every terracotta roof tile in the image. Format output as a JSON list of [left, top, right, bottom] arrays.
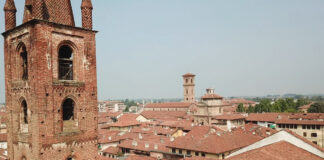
[[201, 94, 223, 100], [145, 102, 193, 108], [168, 124, 275, 154], [141, 111, 187, 121], [125, 155, 156, 160], [275, 119, 324, 125], [102, 146, 119, 155], [228, 141, 323, 160], [183, 73, 195, 77], [246, 113, 290, 122], [213, 114, 246, 120]]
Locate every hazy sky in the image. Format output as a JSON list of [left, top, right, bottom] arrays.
[[0, 0, 324, 102]]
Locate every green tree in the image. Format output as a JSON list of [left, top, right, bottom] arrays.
[[236, 103, 245, 112], [255, 99, 272, 113], [246, 105, 255, 113], [308, 103, 324, 113]]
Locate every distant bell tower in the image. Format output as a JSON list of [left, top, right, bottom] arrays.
[[183, 73, 196, 102], [2, 0, 99, 159]]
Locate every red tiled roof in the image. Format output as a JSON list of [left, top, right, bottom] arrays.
[[275, 119, 324, 125], [158, 120, 193, 131], [168, 131, 262, 154], [102, 146, 119, 155], [99, 112, 122, 118], [298, 103, 313, 110], [98, 117, 112, 124], [141, 111, 187, 121], [119, 139, 169, 153], [223, 106, 237, 113], [246, 113, 290, 122], [118, 114, 140, 122], [145, 102, 193, 108], [213, 114, 246, 120], [183, 73, 195, 77], [131, 126, 178, 136], [234, 123, 278, 138], [98, 155, 116, 160], [182, 157, 217, 160], [289, 113, 324, 120], [125, 155, 156, 160], [103, 121, 141, 128], [228, 141, 323, 160], [201, 94, 223, 100], [186, 126, 221, 138]]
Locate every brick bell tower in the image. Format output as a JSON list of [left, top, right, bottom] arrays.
[[3, 0, 99, 159], [183, 73, 196, 102]]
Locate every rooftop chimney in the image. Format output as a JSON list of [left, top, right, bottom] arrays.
[[132, 140, 138, 146]]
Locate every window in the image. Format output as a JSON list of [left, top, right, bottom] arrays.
[[294, 125, 297, 129], [302, 125, 306, 129], [20, 46, 28, 80], [195, 152, 199, 156], [17, 43, 28, 80], [186, 150, 191, 156], [313, 141, 317, 145], [185, 79, 188, 83], [307, 125, 311, 129], [316, 125, 320, 130], [179, 149, 182, 154], [303, 132, 307, 137], [311, 133, 317, 137], [312, 125, 316, 130], [172, 148, 176, 153], [278, 124, 281, 128], [202, 152, 206, 157], [59, 45, 73, 80], [21, 100, 28, 124], [62, 98, 75, 121]]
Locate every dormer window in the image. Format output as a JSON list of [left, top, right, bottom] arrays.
[[58, 45, 73, 80]]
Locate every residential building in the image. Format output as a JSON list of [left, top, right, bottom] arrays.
[[211, 114, 246, 131], [227, 130, 324, 160], [167, 124, 276, 159], [144, 102, 196, 114], [299, 103, 313, 113]]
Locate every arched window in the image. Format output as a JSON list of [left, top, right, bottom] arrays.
[[21, 100, 28, 124], [58, 45, 73, 80], [62, 98, 74, 121], [18, 44, 28, 80]]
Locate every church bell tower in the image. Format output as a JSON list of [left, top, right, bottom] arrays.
[[2, 0, 99, 159]]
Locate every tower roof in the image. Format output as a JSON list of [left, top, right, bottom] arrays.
[[4, 0, 16, 11], [182, 73, 195, 77], [23, 0, 75, 26], [81, 0, 93, 9]]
